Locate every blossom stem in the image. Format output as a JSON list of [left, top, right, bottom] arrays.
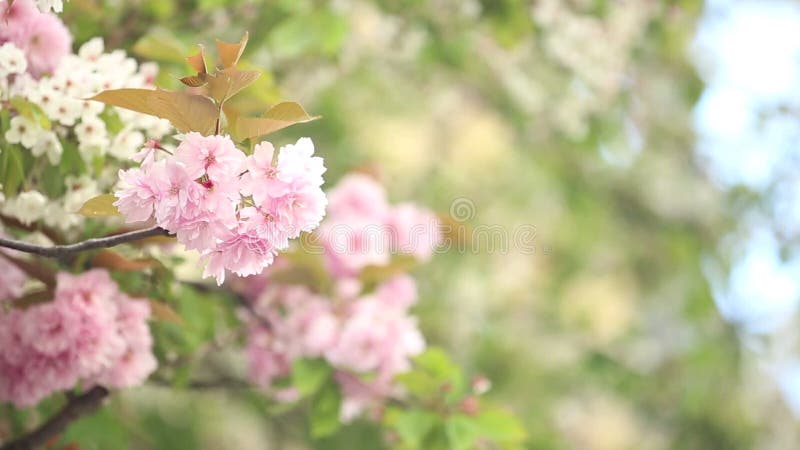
[[0, 386, 110, 450], [0, 226, 171, 258]]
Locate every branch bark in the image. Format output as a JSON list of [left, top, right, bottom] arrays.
[[0, 386, 110, 450], [0, 227, 171, 258]]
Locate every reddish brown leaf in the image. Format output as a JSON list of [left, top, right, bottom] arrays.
[[216, 32, 249, 68], [91, 250, 159, 271], [12, 289, 54, 309], [179, 75, 207, 87], [233, 101, 319, 141], [0, 251, 56, 287], [88, 89, 218, 135], [186, 45, 207, 74], [148, 300, 183, 324], [206, 68, 261, 106]]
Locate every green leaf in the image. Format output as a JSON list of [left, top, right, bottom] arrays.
[[269, 11, 347, 59], [2, 145, 25, 197], [9, 96, 50, 130], [59, 141, 86, 176], [395, 370, 441, 398], [385, 408, 438, 448], [100, 108, 125, 134], [416, 347, 463, 389], [132, 29, 189, 64], [445, 414, 480, 450], [292, 358, 332, 397], [310, 383, 342, 438], [77, 194, 121, 217], [40, 163, 65, 198], [233, 101, 319, 141], [474, 408, 527, 444], [398, 347, 467, 403], [87, 89, 218, 135]]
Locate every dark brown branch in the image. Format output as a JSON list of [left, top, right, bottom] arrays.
[[0, 227, 171, 258], [0, 386, 109, 450]]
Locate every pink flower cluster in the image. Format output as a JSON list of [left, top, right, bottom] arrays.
[[0, 0, 71, 77], [244, 275, 425, 421], [114, 134, 327, 285], [320, 173, 441, 278], [0, 269, 156, 408], [241, 173, 441, 421]]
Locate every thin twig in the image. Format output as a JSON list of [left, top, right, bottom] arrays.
[[0, 386, 109, 450], [0, 227, 171, 258]]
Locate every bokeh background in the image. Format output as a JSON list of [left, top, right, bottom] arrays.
[[44, 0, 800, 448]]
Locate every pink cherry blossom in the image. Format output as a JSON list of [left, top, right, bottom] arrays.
[[0, 0, 71, 77], [320, 174, 441, 278], [239, 141, 281, 202], [321, 215, 392, 278], [259, 184, 328, 247], [0, 269, 156, 408], [0, 0, 38, 22], [202, 229, 276, 285], [274, 138, 326, 189], [326, 173, 389, 220], [387, 202, 442, 260], [335, 371, 394, 422], [94, 295, 156, 389], [150, 160, 205, 231], [114, 135, 327, 285], [114, 167, 160, 223], [375, 274, 418, 310], [175, 132, 245, 181], [325, 298, 425, 374], [242, 273, 425, 421]]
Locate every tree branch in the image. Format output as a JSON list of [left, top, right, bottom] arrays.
[[0, 227, 171, 258], [0, 386, 110, 450]]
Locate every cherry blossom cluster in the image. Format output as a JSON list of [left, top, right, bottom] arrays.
[[115, 135, 327, 285], [243, 274, 425, 421], [320, 173, 442, 277], [241, 173, 441, 421], [0, 269, 156, 408]]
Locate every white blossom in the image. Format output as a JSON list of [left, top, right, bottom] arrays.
[[31, 131, 64, 165], [0, 43, 27, 76], [34, 0, 65, 13], [2, 191, 48, 225], [5, 116, 41, 149]]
